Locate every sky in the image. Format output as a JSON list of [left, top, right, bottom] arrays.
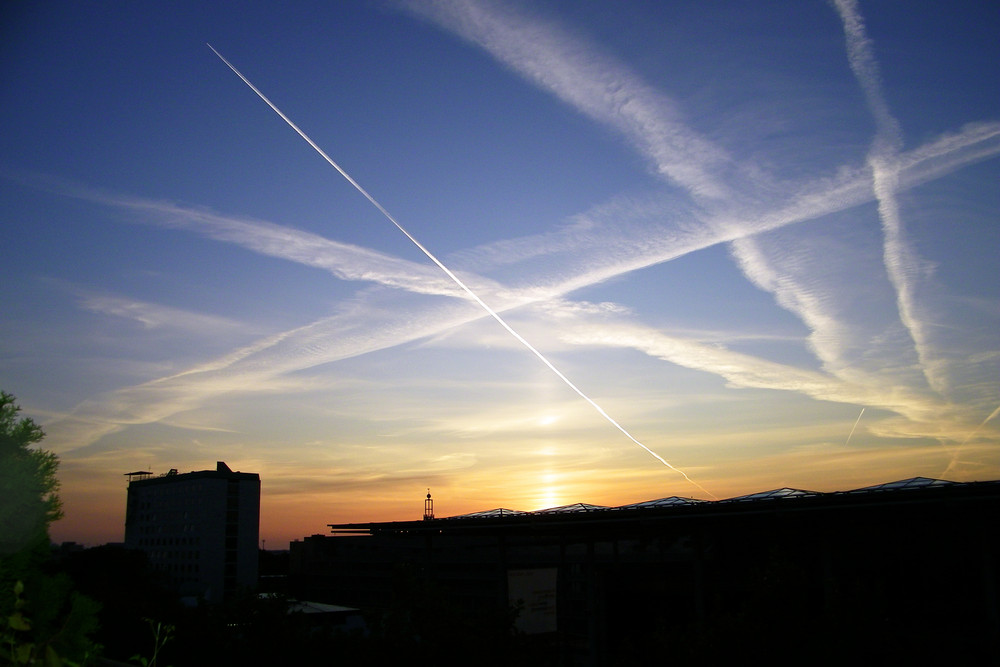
[[2, 0, 998, 548]]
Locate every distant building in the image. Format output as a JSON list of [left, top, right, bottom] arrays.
[[124, 461, 260, 603]]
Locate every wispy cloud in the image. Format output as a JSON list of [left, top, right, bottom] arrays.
[[36, 111, 999, 461], [27, 1, 999, 481], [401, 0, 736, 201], [728, 231, 885, 380], [41, 112, 1000, 441], [553, 311, 946, 425], [943, 403, 1000, 478], [459, 121, 998, 298], [76, 291, 251, 335], [10, 172, 464, 300], [397, 0, 998, 452]]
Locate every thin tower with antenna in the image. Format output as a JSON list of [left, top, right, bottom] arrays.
[[424, 489, 434, 521]]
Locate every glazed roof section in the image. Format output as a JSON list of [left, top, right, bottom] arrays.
[[535, 503, 609, 514], [452, 508, 529, 519], [845, 476, 954, 493], [442, 477, 960, 519], [720, 488, 820, 502], [617, 496, 707, 509]]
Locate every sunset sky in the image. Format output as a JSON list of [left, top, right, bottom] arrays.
[[2, 0, 998, 548]]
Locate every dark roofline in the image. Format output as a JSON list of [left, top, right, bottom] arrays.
[[327, 478, 1000, 536], [127, 461, 259, 486]]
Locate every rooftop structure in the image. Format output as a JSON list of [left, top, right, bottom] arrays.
[[341, 476, 972, 527]]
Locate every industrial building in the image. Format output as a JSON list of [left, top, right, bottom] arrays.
[[124, 461, 260, 603], [291, 478, 1000, 664]]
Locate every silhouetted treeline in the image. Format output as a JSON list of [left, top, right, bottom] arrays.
[[51, 546, 549, 666]]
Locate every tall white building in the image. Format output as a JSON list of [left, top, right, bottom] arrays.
[[124, 461, 260, 603]]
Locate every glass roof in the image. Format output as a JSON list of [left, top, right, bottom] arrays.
[[722, 488, 820, 502], [446, 508, 528, 519], [534, 503, 609, 514], [445, 503, 608, 519], [437, 477, 966, 521], [846, 477, 953, 493], [618, 496, 706, 509]]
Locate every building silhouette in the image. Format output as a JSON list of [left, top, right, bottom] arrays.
[[124, 461, 260, 603], [291, 477, 1000, 665]]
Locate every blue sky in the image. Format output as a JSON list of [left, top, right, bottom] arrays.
[[2, 0, 998, 546]]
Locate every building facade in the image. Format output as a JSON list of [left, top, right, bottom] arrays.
[[124, 461, 260, 603], [292, 478, 1000, 665]]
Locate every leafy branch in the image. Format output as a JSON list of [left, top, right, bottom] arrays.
[[130, 618, 174, 667]]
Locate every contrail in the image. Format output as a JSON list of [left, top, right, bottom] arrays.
[[943, 403, 1000, 478], [960, 404, 1000, 446], [844, 407, 865, 446], [833, 0, 943, 396], [207, 44, 715, 499]]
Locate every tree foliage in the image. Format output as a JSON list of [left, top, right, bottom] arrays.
[[0, 391, 100, 665], [0, 391, 63, 557]]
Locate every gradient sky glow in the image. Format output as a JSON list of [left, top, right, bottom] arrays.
[[2, 0, 998, 547]]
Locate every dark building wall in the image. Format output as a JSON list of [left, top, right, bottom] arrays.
[[232, 473, 261, 595], [124, 462, 260, 603], [291, 482, 1000, 665]]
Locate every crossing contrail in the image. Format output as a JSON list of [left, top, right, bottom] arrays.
[[943, 403, 1000, 478], [207, 44, 715, 499], [961, 404, 1000, 446]]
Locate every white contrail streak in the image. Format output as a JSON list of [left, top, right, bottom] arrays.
[[207, 44, 715, 498], [833, 0, 943, 396], [961, 404, 1000, 446], [844, 407, 865, 446], [943, 403, 1000, 478]]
